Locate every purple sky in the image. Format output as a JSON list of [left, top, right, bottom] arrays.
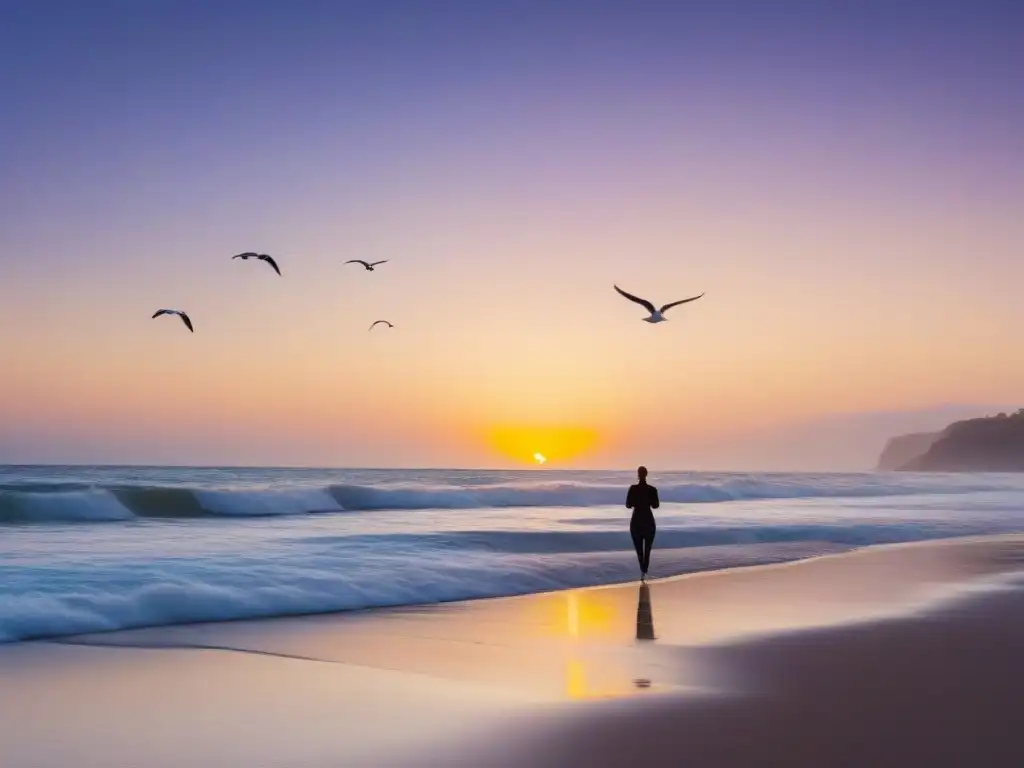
[[1, 1, 1021, 468]]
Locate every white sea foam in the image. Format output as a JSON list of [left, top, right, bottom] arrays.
[[194, 489, 343, 516], [0, 542, 847, 643], [0, 474, 1015, 522], [1, 466, 1023, 642], [0, 489, 135, 522]]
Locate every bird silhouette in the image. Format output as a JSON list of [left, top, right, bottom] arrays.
[[233, 252, 281, 276], [152, 309, 194, 332], [614, 285, 704, 323], [345, 259, 388, 271]]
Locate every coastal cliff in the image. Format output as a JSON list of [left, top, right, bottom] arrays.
[[877, 431, 942, 470], [881, 411, 1024, 472]]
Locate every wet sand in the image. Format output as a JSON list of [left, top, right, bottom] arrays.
[[479, 568, 1024, 767], [2, 535, 1022, 767]]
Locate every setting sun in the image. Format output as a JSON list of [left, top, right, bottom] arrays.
[[486, 425, 600, 466]]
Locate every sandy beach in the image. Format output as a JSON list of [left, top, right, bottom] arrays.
[[6, 3, 1022, 765], [2, 535, 1022, 767]]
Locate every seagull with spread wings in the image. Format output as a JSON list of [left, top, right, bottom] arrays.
[[232, 252, 281, 276], [152, 309, 194, 332], [614, 285, 704, 323], [345, 259, 388, 271], [369, 320, 394, 331]]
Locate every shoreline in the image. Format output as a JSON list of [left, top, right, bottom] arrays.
[[2, 534, 1022, 767], [0, 538, 853, 644], [477, 561, 1024, 766], [3, 533, 1008, 646]]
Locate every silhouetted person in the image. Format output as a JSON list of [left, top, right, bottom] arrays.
[[626, 465, 659, 582], [635, 583, 655, 641]]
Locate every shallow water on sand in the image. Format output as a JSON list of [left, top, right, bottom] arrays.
[[3, 466, 1024, 641]]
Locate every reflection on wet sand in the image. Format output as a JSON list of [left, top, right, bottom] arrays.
[[560, 586, 668, 698], [562, 590, 638, 700], [636, 584, 656, 642], [634, 584, 656, 689]]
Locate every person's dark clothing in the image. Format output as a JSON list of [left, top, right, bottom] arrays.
[[631, 526, 655, 575], [627, 482, 660, 528], [627, 482, 659, 574]]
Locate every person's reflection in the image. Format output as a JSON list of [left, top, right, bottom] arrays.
[[635, 583, 656, 641]]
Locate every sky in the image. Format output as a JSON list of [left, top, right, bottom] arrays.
[[1, 0, 1022, 469]]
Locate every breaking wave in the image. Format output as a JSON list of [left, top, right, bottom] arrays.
[[2, 467, 1023, 642], [0, 476, 1011, 523]]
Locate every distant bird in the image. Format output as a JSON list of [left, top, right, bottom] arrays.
[[152, 309, 194, 332], [232, 252, 281, 276], [345, 259, 388, 271], [369, 320, 394, 331], [614, 285, 705, 323]]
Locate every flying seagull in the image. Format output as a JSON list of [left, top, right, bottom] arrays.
[[614, 285, 705, 323], [232, 252, 281, 276], [369, 320, 394, 330], [152, 309, 194, 332], [345, 259, 388, 271]]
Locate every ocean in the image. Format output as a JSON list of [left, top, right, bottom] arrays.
[[2, 465, 1024, 643]]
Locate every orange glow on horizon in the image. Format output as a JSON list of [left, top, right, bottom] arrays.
[[485, 425, 601, 466]]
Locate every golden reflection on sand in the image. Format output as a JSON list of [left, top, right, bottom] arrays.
[[563, 590, 616, 640], [560, 588, 663, 699]]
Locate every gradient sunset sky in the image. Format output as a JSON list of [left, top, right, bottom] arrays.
[[1, 0, 1021, 469]]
